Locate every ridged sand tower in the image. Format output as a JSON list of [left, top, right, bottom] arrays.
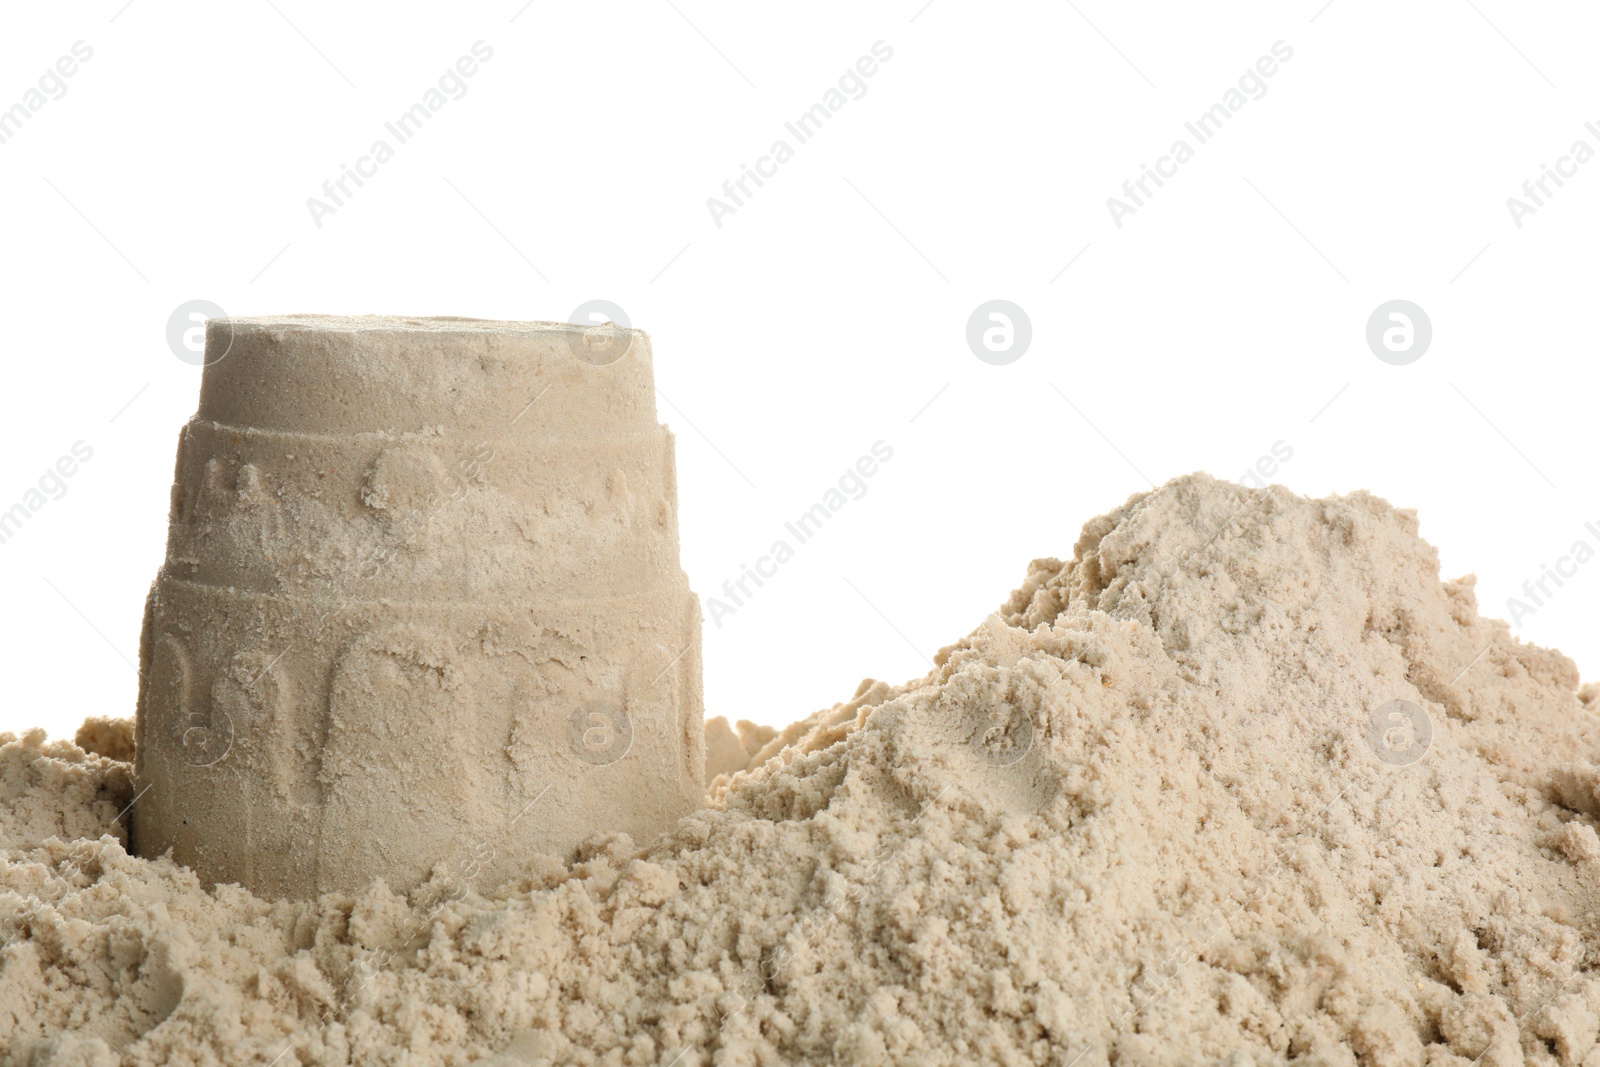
[[131, 316, 704, 899]]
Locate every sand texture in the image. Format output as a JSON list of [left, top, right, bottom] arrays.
[[131, 316, 704, 900], [5, 474, 1599, 1065]]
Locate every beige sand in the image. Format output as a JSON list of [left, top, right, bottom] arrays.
[[131, 316, 703, 900], [5, 474, 1600, 1065]]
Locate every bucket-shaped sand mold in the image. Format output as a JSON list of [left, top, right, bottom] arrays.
[[130, 316, 705, 899]]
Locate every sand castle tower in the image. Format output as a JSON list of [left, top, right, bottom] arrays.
[[131, 316, 704, 899]]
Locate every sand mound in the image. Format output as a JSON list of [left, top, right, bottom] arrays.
[[4, 474, 1598, 1066]]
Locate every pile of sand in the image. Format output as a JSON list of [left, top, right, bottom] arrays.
[[4, 474, 1599, 1066]]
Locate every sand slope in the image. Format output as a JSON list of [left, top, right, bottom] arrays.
[[4, 474, 1598, 1066]]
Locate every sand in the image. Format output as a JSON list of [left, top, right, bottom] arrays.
[[5, 474, 1600, 1066], [131, 316, 703, 900]]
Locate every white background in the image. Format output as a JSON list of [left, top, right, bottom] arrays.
[[1, 0, 1595, 743]]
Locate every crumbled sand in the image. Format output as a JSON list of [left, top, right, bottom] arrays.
[[701, 718, 778, 786], [72, 718, 134, 765], [5, 474, 1599, 1066]]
